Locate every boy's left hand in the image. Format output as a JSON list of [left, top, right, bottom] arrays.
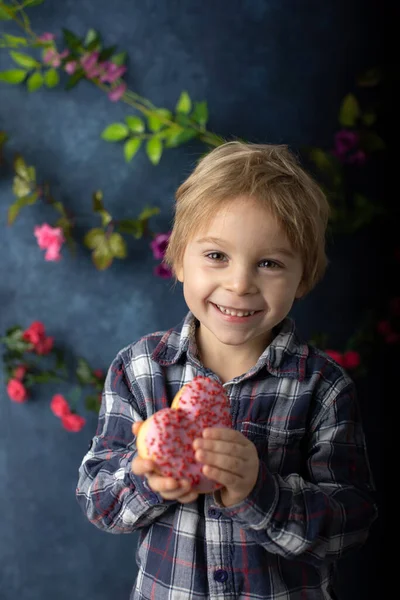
[[193, 428, 259, 507]]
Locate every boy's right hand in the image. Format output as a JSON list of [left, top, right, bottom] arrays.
[[131, 422, 199, 505]]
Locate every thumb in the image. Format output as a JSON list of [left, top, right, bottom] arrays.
[[132, 421, 143, 436]]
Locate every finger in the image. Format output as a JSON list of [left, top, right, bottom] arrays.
[[195, 449, 246, 477], [132, 422, 142, 436], [131, 456, 156, 476], [193, 437, 251, 457], [202, 464, 242, 488], [202, 428, 250, 445], [178, 490, 199, 504]]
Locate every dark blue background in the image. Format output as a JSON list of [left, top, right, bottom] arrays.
[[0, 1, 385, 598]]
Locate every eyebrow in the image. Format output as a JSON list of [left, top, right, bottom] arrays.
[[195, 237, 296, 258]]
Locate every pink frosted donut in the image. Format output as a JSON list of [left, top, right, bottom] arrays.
[[136, 376, 231, 493]]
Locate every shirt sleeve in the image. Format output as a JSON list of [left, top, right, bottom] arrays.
[[212, 381, 378, 566], [76, 351, 175, 534]]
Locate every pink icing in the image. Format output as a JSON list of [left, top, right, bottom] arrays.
[[144, 376, 231, 492]]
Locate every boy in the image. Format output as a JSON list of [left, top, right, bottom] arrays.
[[76, 142, 377, 599]]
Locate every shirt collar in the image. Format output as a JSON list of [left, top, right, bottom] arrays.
[[151, 311, 308, 382]]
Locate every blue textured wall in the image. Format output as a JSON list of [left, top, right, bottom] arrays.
[[0, 1, 384, 598]]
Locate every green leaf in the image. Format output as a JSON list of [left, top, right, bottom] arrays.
[[125, 115, 144, 133], [85, 394, 101, 413], [22, 0, 45, 7], [8, 202, 21, 225], [361, 111, 376, 126], [92, 244, 113, 270], [146, 137, 163, 165], [147, 108, 172, 132], [164, 128, 197, 148], [339, 94, 360, 127], [62, 28, 82, 51], [360, 131, 385, 152], [138, 206, 160, 221], [84, 28, 100, 48], [108, 232, 127, 258], [98, 46, 117, 62], [65, 70, 84, 90], [1, 34, 28, 47], [110, 51, 127, 66], [0, 5, 13, 20], [44, 67, 59, 87], [27, 71, 44, 92], [118, 219, 142, 238], [84, 228, 105, 250], [0, 69, 27, 84], [92, 189, 104, 211], [8, 193, 38, 224], [101, 123, 129, 142], [76, 357, 95, 385], [176, 90, 192, 114], [191, 101, 208, 126], [356, 67, 381, 87], [124, 138, 141, 162], [10, 51, 39, 69]]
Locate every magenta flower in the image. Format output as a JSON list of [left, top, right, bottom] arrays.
[[108, 82, 127, 102], [347, 149, 367, 166], [332, 129, 366, 165], [34, 223, 65, 262], [38, 33, 56, 42], [150, 232, 171, 260], [154, 263, 173, 279]]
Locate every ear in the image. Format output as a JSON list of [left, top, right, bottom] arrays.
[[295, 279, 306, 299]]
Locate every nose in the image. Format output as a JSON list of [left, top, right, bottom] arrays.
[[223, 263, 257, 296]]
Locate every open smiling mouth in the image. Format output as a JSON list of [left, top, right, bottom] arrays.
[[211, 303, 262, 318]]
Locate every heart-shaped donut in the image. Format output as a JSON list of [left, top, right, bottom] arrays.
[[135, 376, 231, 492]]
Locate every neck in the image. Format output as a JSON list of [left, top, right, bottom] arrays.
[[196, 329, 271, 383]]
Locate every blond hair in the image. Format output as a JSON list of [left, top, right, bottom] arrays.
[[165, 141, 330, 295]]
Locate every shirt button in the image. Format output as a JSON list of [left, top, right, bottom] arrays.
[[214, 569, 228, 583], [208, 508, 221, 518]]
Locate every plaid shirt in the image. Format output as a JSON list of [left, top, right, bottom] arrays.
[[76, 312, 377, 600]]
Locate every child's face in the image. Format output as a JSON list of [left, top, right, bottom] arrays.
[[175, 197, 305, 360]]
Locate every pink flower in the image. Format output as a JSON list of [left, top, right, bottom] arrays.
[[38, 33, 56, 42], [35, 336, 54, 355], [108, 82, 127, 102], [154, 262, 173, 279], [100, 62, 127, 83], [23, 321, 46, 346], [13, 365, 28, 380], [151, 232, 171, 260], [81, 51, 99, 73], [64, 61, 77, 75], [325, 349, 346, 366], [342, 350, 361, 370], [7, 379, 29, 403], [43, 48, 61, 67], [51, 394, 71, 418], [34, 223, 65, 262], [61, 413, 86, 432], [93, 369, 104, 379]]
